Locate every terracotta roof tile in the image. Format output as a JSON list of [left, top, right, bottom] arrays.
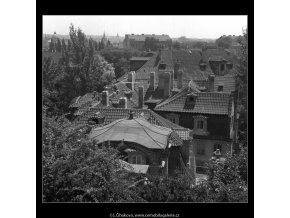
[[154, 87, 231, 115]]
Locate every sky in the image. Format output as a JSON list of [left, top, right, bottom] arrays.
[[43, 15, 247, 39]]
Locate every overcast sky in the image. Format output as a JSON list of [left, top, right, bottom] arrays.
[[43, 15, 247, 39]]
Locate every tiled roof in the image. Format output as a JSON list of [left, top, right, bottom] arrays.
[[202, 48, 238, 64], [214, 74, 237, 93], [69, 93, 101, 108], [129, 57, 151, 61], [126, 34, 171, 42], [154, 86, 231, 115], [116, 53, 159, 82], [74, 108, 188, 146]]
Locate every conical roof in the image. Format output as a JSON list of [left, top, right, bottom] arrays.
[[89, 117, 172, 149]]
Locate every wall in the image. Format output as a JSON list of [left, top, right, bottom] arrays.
[[157, 111, 231, 140], [193, 138, 231, 173]]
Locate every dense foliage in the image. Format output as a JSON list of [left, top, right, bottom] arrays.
[[236, 28, 248, 146], [100, 48, 143, 79], [43, 24, 115, 114], [132, 149, 248, 202], [42, 108, 145, 202]]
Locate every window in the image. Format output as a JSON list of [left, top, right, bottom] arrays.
[[197, 120, 204, 129], [169, 117, 176, 123], [131, 155, 142, 164], [218, 86, 223, 91], [213, 144, 222, 152], [220, 63, 225, 71]]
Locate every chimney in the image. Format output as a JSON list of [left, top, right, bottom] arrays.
[[127, 71, 135, 90], [150, 72, 156, 90], [226, 62, 233, 70], [119, 97, 127, 109], [138, 86, 144, 108], [208, 75, 215, 92], [199, 63, 207, 71], [158, 71, 172, 98], [177, 70, 183, 89], [101, 91, 109, 106]]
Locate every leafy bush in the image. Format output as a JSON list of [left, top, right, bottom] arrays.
[[43, 110, 145, 202]]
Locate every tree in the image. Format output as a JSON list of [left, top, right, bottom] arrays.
[[61, 38, 66, 52], [94, 40, 99, 51], [67, 39, 72, 51], [43, 24, 116, 113], [42, 109, 144, 202], [56, 38, 62, 52], [100, 48, 141, 79], [107, 40, 111, 47], [205, 147, 248, 202], [49, 40, 55, 52], [216, 36, 233, 49], [173, 41, 181, 50], [236, 28, 248, 147]]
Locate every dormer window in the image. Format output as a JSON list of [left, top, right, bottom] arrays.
[[186, 93, 197, 105], [218, 85, 224, 92]]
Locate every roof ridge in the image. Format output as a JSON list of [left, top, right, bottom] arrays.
[[155, 87, 188, 109]]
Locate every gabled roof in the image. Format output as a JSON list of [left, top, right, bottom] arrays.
[[154, 86, 231, 115]]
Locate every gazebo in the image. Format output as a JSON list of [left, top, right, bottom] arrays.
[[89, 112, 173, 175]]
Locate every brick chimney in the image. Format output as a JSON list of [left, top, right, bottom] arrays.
[[101, 91, 109, 106], [158, 71, 171, 98], [208, 75, 215, 92], [127, 71, 135, 90], [150, 72, 156, 90], [138, 86, 144, 108], [177, 70, 183, 89], [119, 97, 127, 109]]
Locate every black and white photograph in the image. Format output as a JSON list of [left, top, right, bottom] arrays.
[[42, 15, 248, 203]]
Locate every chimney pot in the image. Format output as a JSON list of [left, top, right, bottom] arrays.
[[200, 63, 207, 71], [150, 72, 156, 90], [158, 71, 172, 98], [101, 91, 109, 106], [119, 97, 127, 109], [177, 70, 183, 89], [208, 75, 215, 92], [138, 86, 144, 108], [127, 71, 136, 90]]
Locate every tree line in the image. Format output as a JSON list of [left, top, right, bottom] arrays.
[[43, 24, 115, 116], [48, 35, 112, 53]]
